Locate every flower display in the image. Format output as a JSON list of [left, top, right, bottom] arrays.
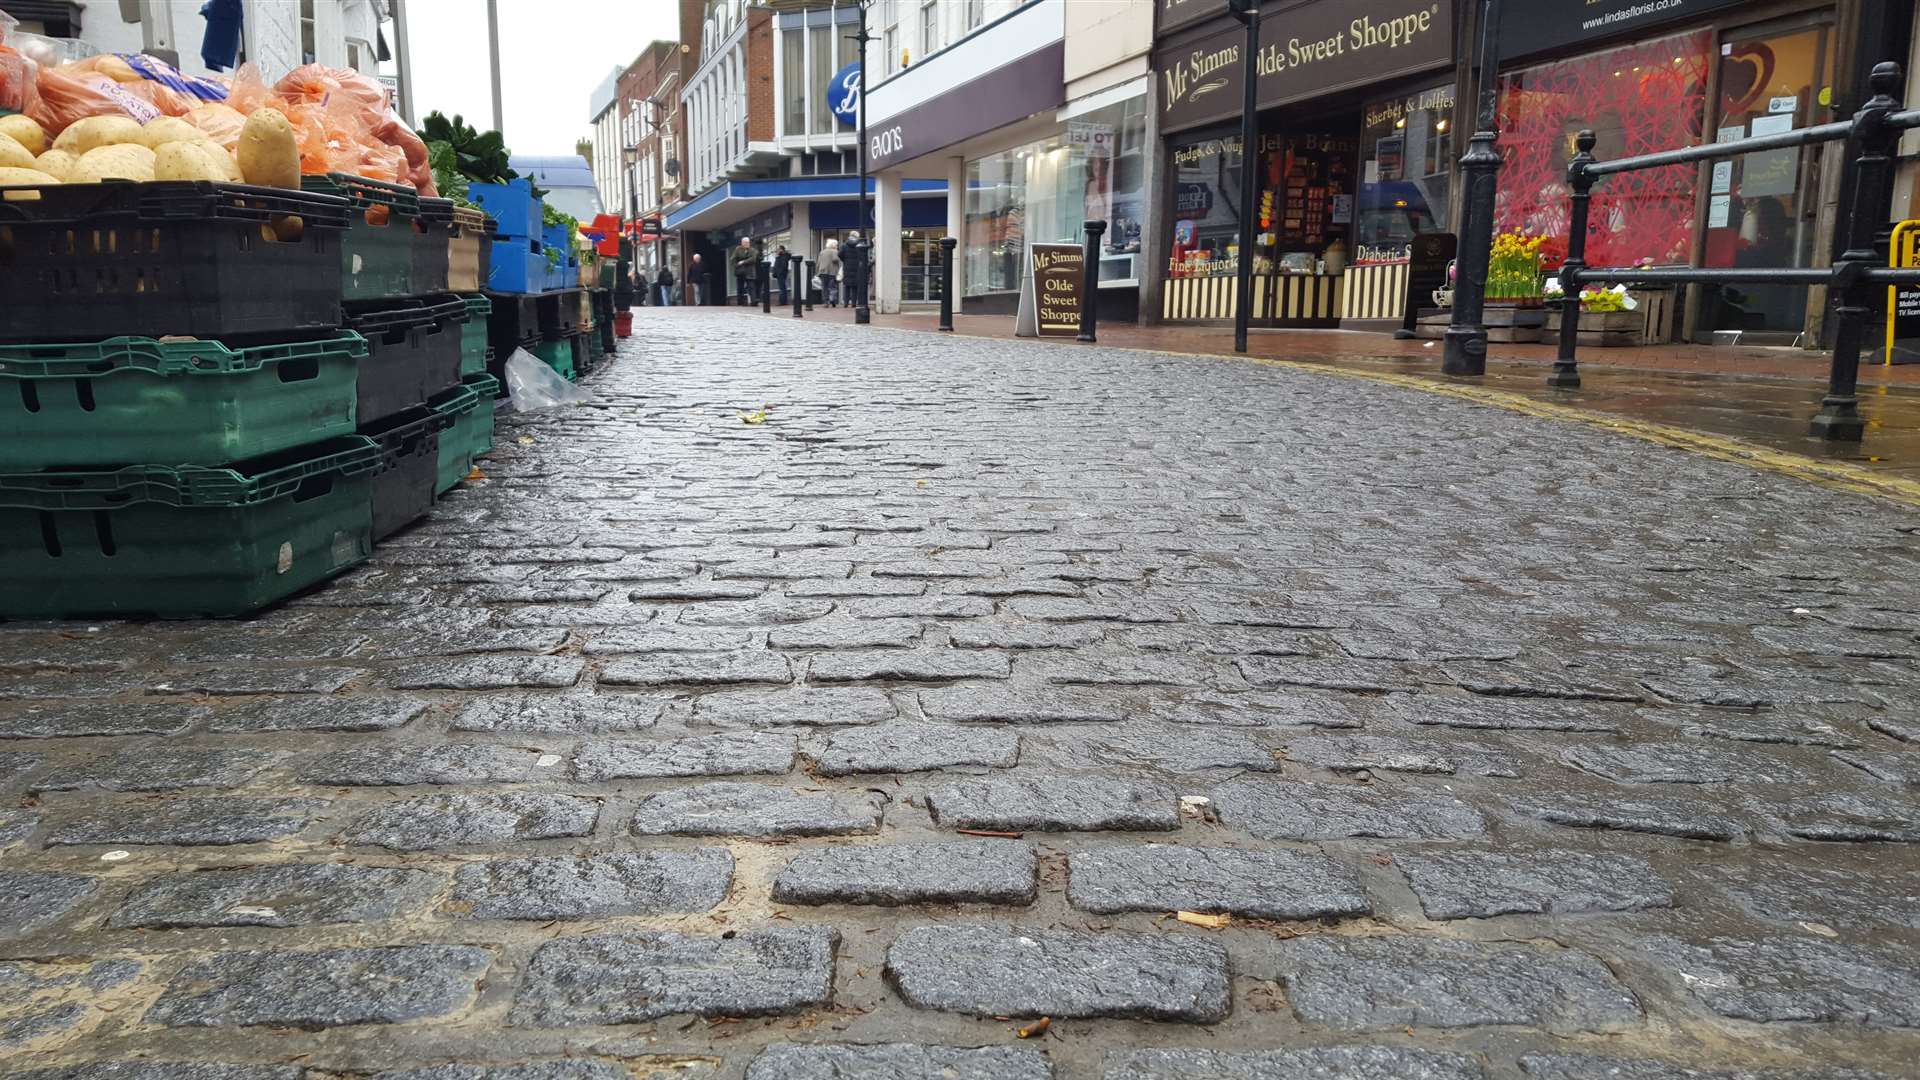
[[1488, 229, 1546, 303]]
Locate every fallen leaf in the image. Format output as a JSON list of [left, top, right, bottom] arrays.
[[738, 409, 768, 425], [1175, 911, 1232, 930], [1016, 1016, 1051, 1039], [957, 828, 1023, 839], [516, 436, 536, 445], [465, 466, 487, 481]]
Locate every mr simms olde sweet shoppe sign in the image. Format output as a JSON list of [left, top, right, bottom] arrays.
[[1155, 0, 1454, 132]]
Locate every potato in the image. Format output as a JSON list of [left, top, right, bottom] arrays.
[[137, 116, 203, 150], [236, 108, 300, 188], [71, 143, 157, 182], [153, 141, 229, 182], [0, 166, 61, 187], [0, 115, 47, 156], [33, 149, 81, 181], [0, 132, 33, 170], [53, 116, 145, 156]]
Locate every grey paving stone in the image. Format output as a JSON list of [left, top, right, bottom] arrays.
[[150, 666, 364, 695], [451, 694, 662, 733], [46, 797, 327, 847], [927, 776, 1178, 832], [1561, 742, 1819, 784], [33, 749, 282, 793], [340, 794, 600, 849], [387, 657, 585, 690], [209, 697, 430, 734], [919, 686, 1127, 724], [813, 721, 1019, 775], [1186, 602, 1348, 628], [1004, 597, 1168, 622], [448, 849, 733, 919], [772, 840, 1036, 905], [1648, 707, 1865, 749], [1214, 778, 1485, 840], [1395, 849, 1675, 919], [1161, 692, 1369, 729], [770, 620, 923, 649], [1282, 735, 1519, 777], [1105, 1047, 1489, 1080], [0, 958, 141, 1049], [1125, 626, 1316, 657], [0, 751, 41, 784], [110, 864, 439, 928], [631, 781, 884, 836], [0, 702, 207, 739], [510, 928, 835, 1025], [581, 627, 756, 655], [949, 623, 1107, 649], [574, 732, 797, 779], [850, 596, 996, 619], [1714, 864, 1920, 930], [1334, 636, 1522, 662], [1024, 653, 1225, 688], [746, 1044, 1053, 1080], [599, 651, 794, 687], [1767, 792, 1920, 842], [0, 869, 97, 937], [713, 559, 857, 581], [677, 598, 836, 626], [467, 584, 610, 604], [1275, 935, 1640, 1032], [809, 649, 1011, 682], [15, 1064, 308, 1080], [297, 745, 541, 786], [146, 946, 489, 1028], [1517, 1053, 1888, 1080], [370, 1064, 631, 1080], [1511, 793, 1748, 841], [1642, 934, 1920, 1026], [0, 810, 37, 848], [1383, 695, 1629, 732], [694, 687, 897, 727], [627, 582, 767, 601], [1237, 657, 1423, 693], [786, 577, 927, 597], [1025, 724, 1278, 771], [1445, 661, 1643, 703], [1068, 844, 1369, 919], [885, 925, 1228, 1022], [1867, 714, 1920, 742], [1833, 750, 1920, 786]]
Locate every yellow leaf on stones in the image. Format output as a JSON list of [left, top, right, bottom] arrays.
[[1175, 911, 1231, 929], [465, 467, 486, 482], [517, 436, 535, 445], [738, 409, 768, 425]]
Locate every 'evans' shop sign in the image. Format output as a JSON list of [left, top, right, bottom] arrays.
[[1155, 0, 1453, 133], [1499, 0, 1749, 61]]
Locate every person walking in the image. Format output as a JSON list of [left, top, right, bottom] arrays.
[[731, 237, 759, 306], [634, 267, 649, 307], [654, 264, 676, 307], [817, 239, 843, 307], [687, 253, 706, 306], [773, 244, 792, 307]]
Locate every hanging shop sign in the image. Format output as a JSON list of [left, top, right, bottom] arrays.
[[1154, 0, 1454, 134], [867, 41, 1065, 171], [828, 61, 862, 126], [1498, 0, 1747, 61]]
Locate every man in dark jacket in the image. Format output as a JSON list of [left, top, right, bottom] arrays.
[[772, 245, 792, 306], [730, 237, 760, 306], [634, 268, 649, 307], [655, 264, 676, 307]]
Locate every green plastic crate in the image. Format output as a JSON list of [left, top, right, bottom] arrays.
[[0, 333, 369, 470], [459, 295, 492, 376], [532, 336, 575, 382], [427, 381, 478, 495], [303, 173, 421, 301], [0, 436, 381, 619]]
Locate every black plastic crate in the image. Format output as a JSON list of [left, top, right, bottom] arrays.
[[413, 196, 454, 296], [302, 173, 422, 301], [484, 290, 541, 358], [0, 180, 352, 343], [363, 405, 450, 540], [536, 288, 588, 338], [343, 296, 467, 426]]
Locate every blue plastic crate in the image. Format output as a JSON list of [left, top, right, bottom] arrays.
[[488, 239, 547, 293], [541, 222, 570, 254], [471, 179, 538, 239]]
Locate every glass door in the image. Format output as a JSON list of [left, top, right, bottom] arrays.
[[1698, 17, 1836, 342], [902, 228, 946, 303]]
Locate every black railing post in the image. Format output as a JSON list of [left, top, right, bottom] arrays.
[[1550, 130, 1598, 389], [938, 236, 957, 331], [1813, 62, 1903, 442], [760, 259, 772, 314], [1078, 220, 1106, 343], [805, 258, 817, 311], [1443, 0, 1507, 376]]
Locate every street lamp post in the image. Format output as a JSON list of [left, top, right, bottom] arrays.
[[1227, 0, 1260, 354], [1443, 0, 1507, 376], [850, 2, 877, 325]]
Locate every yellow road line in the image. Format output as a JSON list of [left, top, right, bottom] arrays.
[[869, 322, 1920, 509]]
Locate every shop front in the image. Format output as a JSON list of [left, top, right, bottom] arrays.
[[1152, 0, 1457, 327], [1493, 0, 1847, 345]]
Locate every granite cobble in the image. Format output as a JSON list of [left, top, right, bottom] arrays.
[[2, 311, 1915, 1076]]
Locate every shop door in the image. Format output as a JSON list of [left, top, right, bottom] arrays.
[[902, 229, 947, 303], [1697, 18, 1835, 342]]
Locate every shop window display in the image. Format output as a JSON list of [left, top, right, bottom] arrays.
[[1166, 132, 1248, 279], [1165, 131, 1356, 281], [1495, 31, 1713, 269], [1357, 83, 1454, 260]]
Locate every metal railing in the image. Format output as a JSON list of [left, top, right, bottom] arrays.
[[1554, 62, 1920, 442]]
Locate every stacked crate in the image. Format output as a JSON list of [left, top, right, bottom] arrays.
[[472, 178, 603, 386], [0, 179, 380, 619]]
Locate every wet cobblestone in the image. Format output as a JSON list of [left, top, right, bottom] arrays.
[[3, 312, 1917, 1076]]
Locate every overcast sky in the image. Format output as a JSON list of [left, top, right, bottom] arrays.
[[394, 0, 679, 157]]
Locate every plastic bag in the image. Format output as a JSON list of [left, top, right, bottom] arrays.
[[27, 66, 146, 133], [222, 62, 277, 116], [186, 102, 246, 150], [0, 43, 38, 116], [505, 348, 591, 412]]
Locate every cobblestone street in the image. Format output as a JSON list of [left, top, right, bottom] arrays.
[[6, 308, 1920, 1079]]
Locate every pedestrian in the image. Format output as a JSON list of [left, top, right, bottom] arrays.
[[844, 230, 865, 309], [731, 237, 760, 306], [634, 267, 649, 307], [654, 264, 675, 307], [773, 244, 792, 306], [687, 253, 705, 305], [817, 239, 842, 307]]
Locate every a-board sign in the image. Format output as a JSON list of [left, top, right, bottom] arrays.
[[1403, 231, 1457, 335], [1885, 221, 1920, 365], [1032, 243, 1085, 337]]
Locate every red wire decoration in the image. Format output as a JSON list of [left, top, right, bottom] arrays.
[[1495, 31, 1714, 270]]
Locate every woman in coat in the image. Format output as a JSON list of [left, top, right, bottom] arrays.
[[816, 239, 843, 307]]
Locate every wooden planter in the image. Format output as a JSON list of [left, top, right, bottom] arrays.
[[1545, 307, 1646, 347], [1484, 302, 1547, 343]]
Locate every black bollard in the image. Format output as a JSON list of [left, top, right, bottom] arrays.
[[1077, 220, 1105, 343], [760, 259, 771, 314], [938, 236, 956, 332], [852, 238, 871, 324], [805, 259, 817, 311], [793, 258, 805, 318]]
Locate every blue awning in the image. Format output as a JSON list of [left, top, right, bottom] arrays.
[[666, 176, 947, 232]]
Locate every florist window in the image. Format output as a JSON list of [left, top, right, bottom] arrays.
[[1495, 30, 1713, 269], [1166, 132, 1245, 279]]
